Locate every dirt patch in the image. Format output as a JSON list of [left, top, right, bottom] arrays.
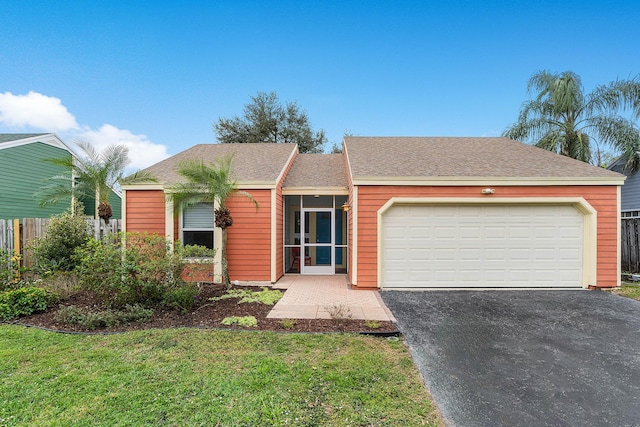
[[16, 284, 398, 334]]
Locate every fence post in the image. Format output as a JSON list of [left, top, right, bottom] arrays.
[[13, 219, 20, 279]]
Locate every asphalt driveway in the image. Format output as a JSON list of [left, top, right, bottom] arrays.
[[381, 290, 640, 427]]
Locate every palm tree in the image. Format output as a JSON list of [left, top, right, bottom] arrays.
[[167, 155, 258, 287], [37, 142, 156, 223], [503, 70, 640, 171]]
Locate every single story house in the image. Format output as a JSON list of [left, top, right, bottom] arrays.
[[608, 157, 640, 217], [0, 133, 122, 221], [122, 137, 625, 289]]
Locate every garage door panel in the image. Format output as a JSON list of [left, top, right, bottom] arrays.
[[559, 248, 581, 261], [381, 204, 583, 288], [459, 248, 481, 260], [484, 227, 506, 238], [409, 227, 431, 239], [485, 248, 506, 260], [509, 248, 531, 260], [434, 248, 456, 261], [436, 227, 456, 239], [533, 248, 556, 260], [459, 226, 482, 239]]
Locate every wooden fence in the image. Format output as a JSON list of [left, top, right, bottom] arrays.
[[622, 217, 640, 274], [0, 218, 122, 269], [0, 219, 14, 253]]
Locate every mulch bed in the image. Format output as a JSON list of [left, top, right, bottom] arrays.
[[16, 284, 398, 334]]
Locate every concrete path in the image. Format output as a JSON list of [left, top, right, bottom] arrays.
[[381, 290, 640, 427], [267, 275, 394, 321]]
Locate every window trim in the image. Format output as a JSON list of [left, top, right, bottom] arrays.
[[180, 202, 215, 249]]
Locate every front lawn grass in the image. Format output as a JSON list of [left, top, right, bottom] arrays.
[[609, 283, 640, 301], [0, 325, 441, 426]]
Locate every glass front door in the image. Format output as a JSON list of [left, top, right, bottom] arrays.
[[302, 209, 334, 274]]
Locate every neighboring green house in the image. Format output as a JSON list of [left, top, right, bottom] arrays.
[[0, 133, 121, 221]]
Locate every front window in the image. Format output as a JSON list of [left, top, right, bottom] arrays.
[[182, 202, 214, 249]]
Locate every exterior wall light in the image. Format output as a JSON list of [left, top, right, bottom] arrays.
[[481, 188, 495, 195], [342, 202, 350, 212]]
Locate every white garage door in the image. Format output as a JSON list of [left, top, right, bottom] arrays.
[[381, 204, 583, 288]]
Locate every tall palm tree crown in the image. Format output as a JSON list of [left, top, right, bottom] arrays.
[[503, 70, 640, 171], [167, 155, 258, 286], [37, 142, 156, 222]]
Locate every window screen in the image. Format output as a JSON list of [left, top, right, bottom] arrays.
[[183, 203, 214, 249]]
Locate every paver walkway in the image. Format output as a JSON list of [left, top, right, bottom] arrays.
[[267, 275, 394, 321]]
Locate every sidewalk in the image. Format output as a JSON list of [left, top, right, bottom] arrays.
[[267, 275, 395, 322]]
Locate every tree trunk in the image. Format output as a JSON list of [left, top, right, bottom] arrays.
[[221, 227, 230, 288]]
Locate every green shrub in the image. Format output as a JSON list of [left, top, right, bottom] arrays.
[[221, 316, 258, 327], [74, 232, 186, 308], [33, 271, 80, 300], [162, 282, 200, 314], [209, 287, 283, 305], [179, 244, 217, 259], [0, 286, 57, 320], [364, 320, 381, 329], [55, 304, 153, 330], [280, 318, 296, 329], [31, 207, 92, 274]]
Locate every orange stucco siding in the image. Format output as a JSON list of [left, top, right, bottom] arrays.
[[354, 185, 620, 289], [124, 190, 166, 235], [225, 190, 272, 281]]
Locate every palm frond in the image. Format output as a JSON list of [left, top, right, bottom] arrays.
[[167, 154, 256, 211], [507, 70, 640, 166], [120, 170, 157, 185], [232, 190, 259, 210], [584, 114, 640, 153], [623, 150, 640, 174], [35, 141, 142, 218], [503, 115, 561, 145], [535, 131, 564, 154], [35, 174, 93, 207], [590, 76, 640, 119]]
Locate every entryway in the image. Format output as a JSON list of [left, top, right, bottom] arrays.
[[284, 195, 348, 275]]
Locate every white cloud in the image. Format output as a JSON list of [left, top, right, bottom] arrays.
[[0, 91, 170, 170], [78, 124, 170, 170], [0, 91, 78, 131]]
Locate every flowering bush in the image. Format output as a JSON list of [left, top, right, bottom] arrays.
[[0, 250, 22, 291]]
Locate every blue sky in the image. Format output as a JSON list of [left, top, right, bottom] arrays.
[[1, 1, 639, 169]]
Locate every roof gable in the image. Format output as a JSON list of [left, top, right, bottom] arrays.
[[0, 133, 73, 152], [344, 136, 625, 183], [140, 143, 298, 186], [283, 154, 348, 189]]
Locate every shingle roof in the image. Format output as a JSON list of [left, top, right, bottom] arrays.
[[283, 154, 348, 188], [140, 143, 297, 185], [344, 137, 625, 180], [0, 133, 49, 144]]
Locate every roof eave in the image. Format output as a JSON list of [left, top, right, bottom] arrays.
[[0, 133, 75, 153], [282, 186, 349, 195], [351, 176, 627, 186], [122, 180, 278, 191]]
